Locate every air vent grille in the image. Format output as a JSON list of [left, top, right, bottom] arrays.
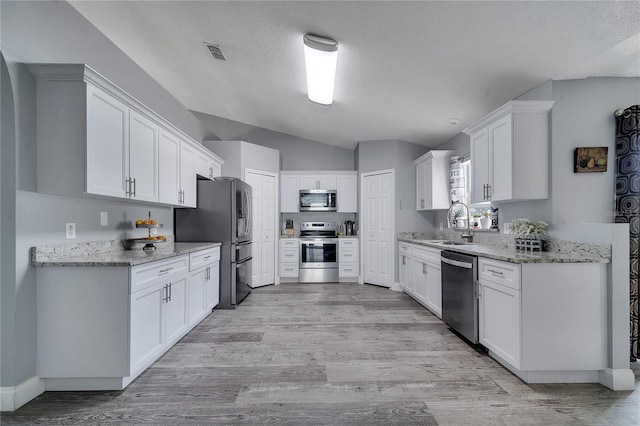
[[204, 43, 226, 61]]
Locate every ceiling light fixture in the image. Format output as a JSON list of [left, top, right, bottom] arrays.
[[448, 118, 461, 126], [303, 34, 338, 105]]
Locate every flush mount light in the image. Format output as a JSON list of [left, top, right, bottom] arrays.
[[303, 34, 338, 105], [448, 118, 461, 126]]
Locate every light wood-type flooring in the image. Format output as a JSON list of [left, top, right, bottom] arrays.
[[3, 283, 639, 425]]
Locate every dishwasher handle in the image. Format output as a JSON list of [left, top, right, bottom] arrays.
[[441, 256, 473, 269]]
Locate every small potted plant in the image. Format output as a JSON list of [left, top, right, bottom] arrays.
[[508, 218, 549, 251]]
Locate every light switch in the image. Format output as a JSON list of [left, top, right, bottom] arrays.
[[65, 223, 76, 239], [100, 212, 108, 226]]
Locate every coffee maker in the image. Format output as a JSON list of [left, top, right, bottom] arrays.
[[344, 220, 355, 236]]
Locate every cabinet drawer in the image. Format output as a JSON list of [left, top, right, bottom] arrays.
[[479, 258, 521, 290], [189, 247, 220, 271], [339, 247, 358, 263], [131, 255, 188, 294], [339, 263, 359, 277], [399, 243, 413, 256], [279, 263, 299, 277], [339, 238, 358, 248], [279, 247, 299, 263], [412, 246, 441, 264], [280, 238, 298, 248]]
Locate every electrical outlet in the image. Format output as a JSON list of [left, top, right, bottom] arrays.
[[65, 223, 76, 239], [100, 212, 108, 226]]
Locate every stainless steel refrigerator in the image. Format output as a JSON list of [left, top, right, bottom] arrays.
[[174, 177, 252, 309]]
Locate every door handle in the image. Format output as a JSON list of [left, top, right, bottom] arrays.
[[131, 178, 136, 197]]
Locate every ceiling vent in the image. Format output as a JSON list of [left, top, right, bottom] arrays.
[[204, 43, 226, 61]]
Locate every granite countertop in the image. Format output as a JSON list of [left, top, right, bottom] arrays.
[[397, 236, 610, 264], [32, 240, 221, 267]]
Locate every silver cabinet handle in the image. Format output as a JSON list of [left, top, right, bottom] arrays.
[[203, 255, 212, 260], [131, 178, 136, 197], [126, 178, 131, 196], [168, 282, 172, 302], [423, 262, 427, 275], [163, 284, 168, 303], [402, 255, 406, 265], [487, 268, 504, 276]]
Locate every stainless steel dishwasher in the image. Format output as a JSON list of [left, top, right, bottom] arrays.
[[441, 250, 478, 344]]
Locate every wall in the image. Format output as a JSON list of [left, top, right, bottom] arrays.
[[433, 77, 640, 230], [195, 111, 355, 171], [356, 139, 430, 282], [0, 0, 201, 391], [204, 140, 280, 178]]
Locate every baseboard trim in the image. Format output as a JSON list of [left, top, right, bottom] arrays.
[[0, 376, 45, 412], [598, 368, 636, 391], [391, 282, 403, 292]]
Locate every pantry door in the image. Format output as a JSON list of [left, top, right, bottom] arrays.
[[362, 169, 395, 288], [245, 169, 277, 288]]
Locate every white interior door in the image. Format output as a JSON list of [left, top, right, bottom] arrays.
[[362, 170, 394, 288], [245, 169, 277, 288]]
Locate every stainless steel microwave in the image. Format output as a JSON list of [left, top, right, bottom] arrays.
[[299, 189, 337, 212]]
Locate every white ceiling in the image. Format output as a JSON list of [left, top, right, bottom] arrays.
[[68, 1, 640, 150]]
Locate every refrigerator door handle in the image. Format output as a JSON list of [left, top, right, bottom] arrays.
[[245, 189, 252, 239]]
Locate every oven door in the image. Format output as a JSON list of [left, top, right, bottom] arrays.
[[299, 238, 338, 269]]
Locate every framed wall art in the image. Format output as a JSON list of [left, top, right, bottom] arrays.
[[574, 147, 608, 173]]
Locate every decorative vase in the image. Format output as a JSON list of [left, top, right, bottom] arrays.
[[480, 217, 491, 230]]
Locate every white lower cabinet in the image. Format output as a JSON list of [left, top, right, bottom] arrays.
[[279, 238, 299, 280], [37, 248, 220, 391], [398, 242, 442, 318], [339, 238, 359, 281], [188, 247, 220, 327], [478, 273, 522, 370], [478, 257, 607, 382]]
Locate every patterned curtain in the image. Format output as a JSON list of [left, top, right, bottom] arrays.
[[615, 105, 640, 362]]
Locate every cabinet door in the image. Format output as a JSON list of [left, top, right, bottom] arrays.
[[415, 161, 426, 210], [195, 150, 213, 179], [158, 130, 181, 205], [130, 284, 164, 375], [280, 175, 300, 212], [470, 128, 490, 204], [398, 254, 408, 289], [206, 263, 220, 309], [488, 115, 513, 202], [425, 262, 442, 318], [479, 280, 521, 369], [129, 110, 159, 202], [299, 175, 318, 190], [405, 256, 415, 293], [337, 174, 357, 212], [318, 175, 337, 190], [86, 84, 129, 199], [211, 160, 222, 179], [165, 277, 189, 347], [413, 260, 428, 304], [188, 269, 207, 327], [180, 142, 197, 207]]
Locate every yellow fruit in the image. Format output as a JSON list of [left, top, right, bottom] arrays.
[[136, 219, 144, 225], [149, 219, 157, 225]]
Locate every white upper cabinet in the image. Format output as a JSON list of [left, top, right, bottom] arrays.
[[194, 144, 223, 180], [28, 63, 217, 207], [464, 100, 554, 204], [281, 170, 357, 213], [179, 141, 197, 207], [158, 129, 181, 205], [336, 172, 357, 213], [128, 110, 159, 202], [299, 174, 337, 190], [280, 175, 300, 213], [413, 150, 456, 210], [85, 84, 130, 199]]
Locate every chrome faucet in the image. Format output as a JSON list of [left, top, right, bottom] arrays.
[[446, 201, 474, 243]]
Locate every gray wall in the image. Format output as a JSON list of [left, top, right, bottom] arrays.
[[433, 77, 640, 231], [356, 140, 431, 281], [0, 0, 198, 388], [195, 112, 355, 171], [204, 140, 280, 178]]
